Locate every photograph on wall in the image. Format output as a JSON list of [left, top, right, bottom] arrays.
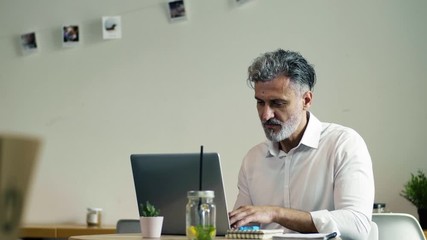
[[234, 0, 255, 6], [167, 0, 187, 22], [102, 16, 122, 39], [20, 32, 38, 55], [62, 25, 80, 47]]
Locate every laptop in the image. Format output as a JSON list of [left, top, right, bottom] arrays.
[[130, 152, 230, 235]]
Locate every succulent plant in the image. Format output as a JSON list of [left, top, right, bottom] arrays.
[[139, 201, 160, 217]]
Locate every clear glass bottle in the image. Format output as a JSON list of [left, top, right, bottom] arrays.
[[186, 190, 216, 240]]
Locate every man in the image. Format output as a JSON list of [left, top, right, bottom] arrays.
[[229, 49, 374, 240]]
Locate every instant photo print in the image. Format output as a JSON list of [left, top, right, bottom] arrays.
[[102, 16, 122, 39], [20, 32, 38, 55], [167, 0, 187, 22], [234, 0, 255, 7], [62, 25, 80, 47]]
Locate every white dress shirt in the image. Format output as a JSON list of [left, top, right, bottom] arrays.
[[234, 112, 374, 240]]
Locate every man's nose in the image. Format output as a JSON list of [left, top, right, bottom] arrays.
[[261, 105, 274, 121]]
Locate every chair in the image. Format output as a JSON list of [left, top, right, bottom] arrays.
[[367, 221, 378, 240], [372, 213, 426, 240], [116, 219, 141, 233]]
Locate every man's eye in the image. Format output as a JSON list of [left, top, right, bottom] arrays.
[[256, 101, 264, 105], [272, 102, 285, 107]]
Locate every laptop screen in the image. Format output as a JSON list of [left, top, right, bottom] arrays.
[[130, 152, 230, 235]]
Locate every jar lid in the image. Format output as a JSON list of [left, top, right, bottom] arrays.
[[187, 190, 215, 198], [87, 208, 103, 212]]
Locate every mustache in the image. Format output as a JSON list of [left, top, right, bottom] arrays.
[[263, 118, 283, 126]]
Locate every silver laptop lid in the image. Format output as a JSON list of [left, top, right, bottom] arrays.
[[130, 152, 230, 235]]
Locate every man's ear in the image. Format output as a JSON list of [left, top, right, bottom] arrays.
[[302, 91, 313, 110]]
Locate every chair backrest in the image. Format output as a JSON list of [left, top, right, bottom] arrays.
[[116, 219, 141, 233], [367, 221, 378, 240], [372, 213, 426, 240]]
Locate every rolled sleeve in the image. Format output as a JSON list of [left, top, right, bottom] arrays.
[[311, 210, 340, 233]]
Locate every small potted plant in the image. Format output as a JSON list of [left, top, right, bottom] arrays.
[[139, 201, 163, 238], [400, 170, 427, 229]]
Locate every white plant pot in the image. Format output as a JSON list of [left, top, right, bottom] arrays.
[[140, 216, 164, 238]]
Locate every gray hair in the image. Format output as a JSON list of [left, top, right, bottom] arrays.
[[247, 49, 316, 93]]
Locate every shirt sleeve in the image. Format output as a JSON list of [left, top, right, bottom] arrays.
[[310, 129, 374, 240], [233, 156, 253, 210]]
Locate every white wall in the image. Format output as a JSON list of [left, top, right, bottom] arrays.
[[1, 0, 426, 225]]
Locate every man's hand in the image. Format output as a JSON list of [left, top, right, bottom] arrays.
[[228, 205, 317, 233], [228, 205, 278, 229]]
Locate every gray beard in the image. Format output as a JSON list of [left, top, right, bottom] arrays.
[[262, 113, 302, 142]]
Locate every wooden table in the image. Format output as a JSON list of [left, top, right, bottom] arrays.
[[70, 234, 181, 240], [424, 229, 427, 238], [20, 224, 116, 238], [69, 233, 341, 240]]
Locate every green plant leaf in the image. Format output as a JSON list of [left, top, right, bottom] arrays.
[[400, 170, 427, 209], [139, 201, 160, 217]]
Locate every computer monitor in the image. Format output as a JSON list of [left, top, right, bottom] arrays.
[[130, 152, 230, 235]]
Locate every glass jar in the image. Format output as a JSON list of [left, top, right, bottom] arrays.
[[186, 190, 216, 240], [86, 208, 102, 227], [373, 203, 386, 213]]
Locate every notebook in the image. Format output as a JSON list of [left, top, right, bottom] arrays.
[[225, 229, 284, 239], [130, 152, 230, 235]]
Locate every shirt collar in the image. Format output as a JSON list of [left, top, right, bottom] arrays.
[[266, 112, 321, 157], [300, 112, 321, 149]]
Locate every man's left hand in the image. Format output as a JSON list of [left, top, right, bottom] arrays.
[[228, 205, 277, 228]]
